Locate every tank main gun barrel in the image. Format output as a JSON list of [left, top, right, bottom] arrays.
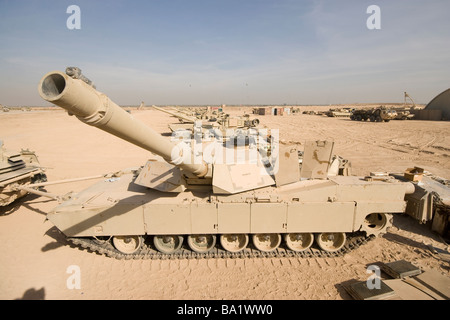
[[38, 70, 208, 177], [152, 106, 197, 123]]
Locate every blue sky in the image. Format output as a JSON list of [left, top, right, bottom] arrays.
[[1, 0, 450, 106]]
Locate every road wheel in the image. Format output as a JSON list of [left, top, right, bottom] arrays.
[[153, 235, 183, 254], [112, 235, 143, 254], [187, 234, 216, 253], [220, 234, 249, 253], [315, 232, 346, 252], [284, 233, 314, 252], [252, 233, 281, 252]]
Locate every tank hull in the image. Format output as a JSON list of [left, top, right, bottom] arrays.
[[49, 170, 408, 238]]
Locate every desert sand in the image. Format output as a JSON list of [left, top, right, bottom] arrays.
[[0, 106, 449, 300]]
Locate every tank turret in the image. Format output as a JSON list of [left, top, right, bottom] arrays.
[[37, 68, 416, 258], [39, 69, 277, 194]]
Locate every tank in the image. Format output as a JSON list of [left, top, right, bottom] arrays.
[[152, 105, 260, 145], [37, 68, 416, 259], [325, 108, 352, 118], [401, 170, 449, 242], [151, 105, 223, 136], [0, 141, 47, 207]]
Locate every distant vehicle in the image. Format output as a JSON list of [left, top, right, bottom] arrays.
[[326, 108, 352, 118], [152, 105, 260, 144], [394, 108, 415, 120], [350, 106, 397, 122], [0, 142, 47, 207]]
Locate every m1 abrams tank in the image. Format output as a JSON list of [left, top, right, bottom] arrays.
[[152, 105, 260, 145], [0, 141, 47, 207], [325, 108, 352, 118], [37, 68, 416, 259]]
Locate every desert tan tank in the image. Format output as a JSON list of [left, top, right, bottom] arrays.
[[0, 141, 47, 207], [325, 108, 352, 118], [152, 105, 260, 145], [37, 68, 416, 259]]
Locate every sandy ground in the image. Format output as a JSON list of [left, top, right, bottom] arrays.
[[0, 107, 449, 300]]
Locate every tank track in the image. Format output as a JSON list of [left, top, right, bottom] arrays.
[[67, 232, 374, 260]]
